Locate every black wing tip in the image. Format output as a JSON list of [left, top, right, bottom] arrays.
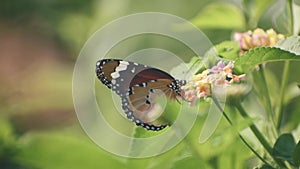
[[95, 59, 115, 89], [96, 59, 110, 67]]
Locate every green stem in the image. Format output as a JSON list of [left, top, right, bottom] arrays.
[[288, 0, 294, 35], [258, 65, 278, 137], [211, 96, 272, 166], [278, 0, 295, 131], [234, 102, 273, 154], [234, 102, 287, 168], [276, 61, 290, 130]]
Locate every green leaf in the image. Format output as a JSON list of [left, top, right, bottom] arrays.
[[233, 117, 255, 132], [186, 57, 205, 74], [284, 83, 300, 104], [215, 41, 240, 60], [191, 2, 245, 29], [170, 156, 212, 169], [243, 0, 276, 26], [259, 0, 291, 34], [275, 36, 300, 55], [134, 142, 185, 169], [256, 164, 276, 169], [133, 126, 165, 138], [0, 117, 25, 169], [129, 115, 171, 156], [0, 117, 15, 145], [234, 47, 300, 73], [252, 0, 276, 20], [295, 0, 300, 6], [272, 133, 296, 165], [16, 132, 124, 169], [129, 99, 181, 156], [170, 56, 205, 78], [294, 141, 300, 167]]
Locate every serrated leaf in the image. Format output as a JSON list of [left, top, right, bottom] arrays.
[[234, 47, 300, 73], [215, 41, 240, 60], [272, 133, 296, 165], [275, 36, 300, 55], [191, 2, 245, 29], [294, 141, 300, 167]]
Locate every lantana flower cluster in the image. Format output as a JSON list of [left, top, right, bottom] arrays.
[[234, 28, 284, 53], [181, 61, 245, 106]]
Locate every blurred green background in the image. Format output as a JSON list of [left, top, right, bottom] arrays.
[[1, 0, 299, 169]]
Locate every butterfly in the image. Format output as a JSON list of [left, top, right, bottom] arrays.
[[96, 59, 186, 131]]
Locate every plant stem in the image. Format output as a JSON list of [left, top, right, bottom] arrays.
[[211, 96, 272, 166], [277, 0, 294, 130], [276, 61, 290, 130], [258, 65, 278, 137], [234, 102, 287, 168], [288, 0, 294, 35], [234, 102, 273, 154]]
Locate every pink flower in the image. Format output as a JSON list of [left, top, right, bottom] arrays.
[[181, 89, 201, 106], [181, 61, 245, 106], [209, 61, 226, 74], [196, 83, 211, 98], [230, 74, 246, 83], [233, 28, 284, 54]]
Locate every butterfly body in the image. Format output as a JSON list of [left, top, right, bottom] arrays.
[[96, 59, 185, 131]]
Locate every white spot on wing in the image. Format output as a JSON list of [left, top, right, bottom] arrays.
[[116, 64, 128, 72], [120, 61, 129, 65], [111, 72, 120, 79], [96, 61, 100, 66], [131, 67, 135, 73]]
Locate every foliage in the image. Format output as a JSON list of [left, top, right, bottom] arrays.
[[1, 0, 300, 169]]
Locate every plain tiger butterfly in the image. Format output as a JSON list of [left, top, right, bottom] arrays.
[[96, 59, 186, 131]]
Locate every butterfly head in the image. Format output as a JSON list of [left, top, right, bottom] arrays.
[[169, 79, 186, 96]]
